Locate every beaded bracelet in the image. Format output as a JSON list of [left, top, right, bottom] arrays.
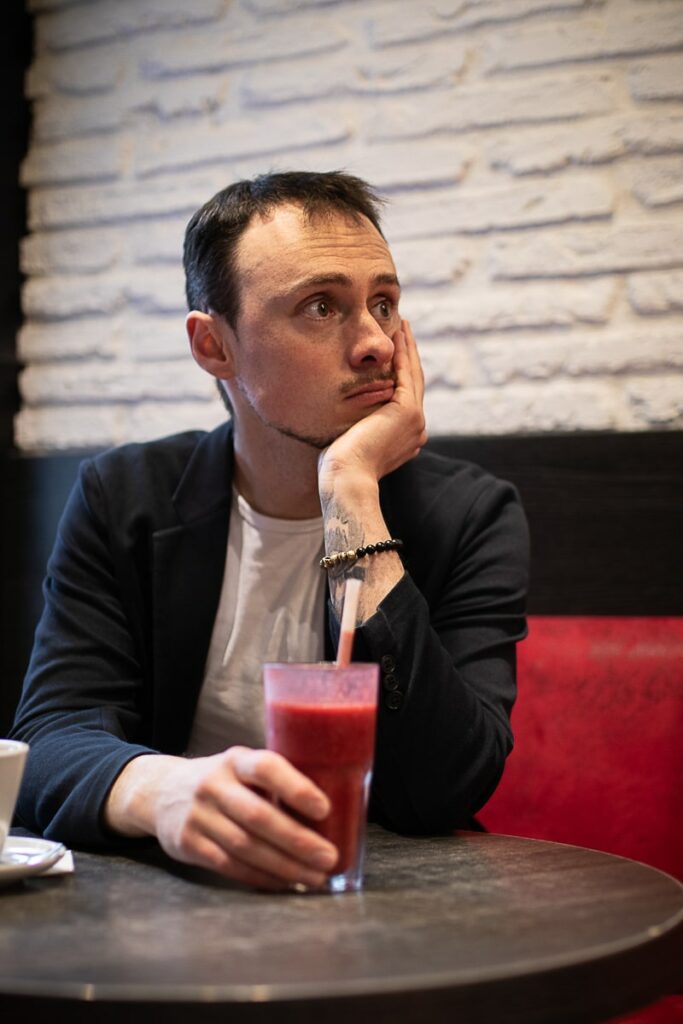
[[319, 538, 404, 571]]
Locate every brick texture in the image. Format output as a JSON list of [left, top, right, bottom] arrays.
[[487, 2, 683, 72], [385, 176, 614, 239], [489, 114, 683, 175], [35, 0, 227, 51], [369, 0, 596, 49], [15, 0, 683, 450], [628, 272, 683, 314], [629, 55, 683, 101]]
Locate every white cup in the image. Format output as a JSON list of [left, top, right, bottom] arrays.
[[0, 740, 29, 854]]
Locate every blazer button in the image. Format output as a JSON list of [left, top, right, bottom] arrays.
[[380, 654, 396, 673], [385, 691, 402, 711], [383, 673, 399, 691]]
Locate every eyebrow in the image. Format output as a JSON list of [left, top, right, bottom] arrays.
[[288, 272, 401, 293]]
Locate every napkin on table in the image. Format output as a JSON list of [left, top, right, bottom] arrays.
[[43, 847, 74, 875]]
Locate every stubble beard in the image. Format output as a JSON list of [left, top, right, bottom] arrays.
[[268, 420, 339, 451], [233, 378, 339, 451]]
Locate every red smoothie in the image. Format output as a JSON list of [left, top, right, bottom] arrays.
[[267, 701, 377, 874]]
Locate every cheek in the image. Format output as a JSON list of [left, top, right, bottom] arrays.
[[243, 347, 324, 408], [236, 319, 342, 399]]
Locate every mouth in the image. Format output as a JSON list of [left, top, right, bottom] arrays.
[[344, 379, 396, 403]]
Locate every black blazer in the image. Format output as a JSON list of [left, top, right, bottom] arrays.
[[12, 422, 529, 846]]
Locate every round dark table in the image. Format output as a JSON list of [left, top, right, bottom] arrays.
[[0, 827, 681, 1024]]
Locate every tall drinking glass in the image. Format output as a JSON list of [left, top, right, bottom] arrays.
[[264, 662, 379, 893]]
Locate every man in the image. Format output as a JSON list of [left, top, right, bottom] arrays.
[[12, 171, 529, 891]]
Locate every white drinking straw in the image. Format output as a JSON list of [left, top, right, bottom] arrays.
[[336, 577, 361, 667]]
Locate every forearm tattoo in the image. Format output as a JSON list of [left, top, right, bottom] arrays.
[[321, 496, 366, 614]]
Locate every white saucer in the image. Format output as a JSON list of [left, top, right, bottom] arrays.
[[0, 837, 66, 886]]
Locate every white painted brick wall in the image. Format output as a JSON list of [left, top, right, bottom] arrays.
[[16, 0, 683, 450]]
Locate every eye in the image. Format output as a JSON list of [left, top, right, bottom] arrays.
[[371, 298, 394, 320], [303, 297, 334, 319]]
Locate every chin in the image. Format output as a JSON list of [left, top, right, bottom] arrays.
[[271, 420, 339, 450], [267, 404, 379, 451]]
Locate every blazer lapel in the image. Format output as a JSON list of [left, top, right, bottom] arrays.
[[151, 423, 234, 752]]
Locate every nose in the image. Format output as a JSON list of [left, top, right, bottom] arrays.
[[347, 310, 395, 370]]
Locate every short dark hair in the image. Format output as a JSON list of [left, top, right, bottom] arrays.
[[183, 170, 386, 327]]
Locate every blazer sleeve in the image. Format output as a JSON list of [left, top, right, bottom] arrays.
[[331, 473, 529, 834], [10, 459, 156, 847]]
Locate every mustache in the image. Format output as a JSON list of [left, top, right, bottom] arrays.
[[339, 372, 396, 397]]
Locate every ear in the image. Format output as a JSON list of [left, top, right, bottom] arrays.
[[186, 311, 236, 381]]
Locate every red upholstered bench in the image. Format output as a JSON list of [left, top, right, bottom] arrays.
[[481, 616, 683, 878], [480, 615, 683, 1022]]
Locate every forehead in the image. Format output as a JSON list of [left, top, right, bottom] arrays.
[[234, 203, 396, 292]]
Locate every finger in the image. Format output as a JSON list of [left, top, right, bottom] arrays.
[[401, 319, 425, 403], [209, 781, 338, 874], [191, 801, 336, 886], [390, 326, 414, 399], [404, 320, 424, 393], [183, 832, 299, 891], [220, 748, 338, 867], [399, 321, 426, 442], [229, 747, 330, 820], [391, 324, 421, 408]]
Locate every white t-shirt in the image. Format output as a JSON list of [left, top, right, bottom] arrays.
[[185, 490, 326, 756]]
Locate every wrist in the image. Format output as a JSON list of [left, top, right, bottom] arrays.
[[105, 753, 174, 838], [318, 466, 379, 506]]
